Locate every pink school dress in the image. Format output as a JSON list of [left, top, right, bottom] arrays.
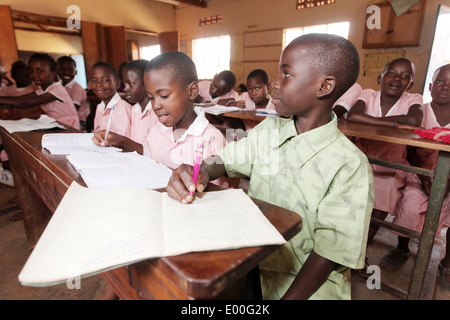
[[38, 82, 80, 130], [130, 101, 158, 145], [392, 102, 450, 235], [94, 92, 132, 138], [145, 106, 237, 189], [332, 83, 363, 117], [353, 90, 423, 213], [64, 79, 88, 122]]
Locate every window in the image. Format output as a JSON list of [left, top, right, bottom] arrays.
[[283, 22, 350, 48], [140, 45, 161, 61], [423, 4, 450, 103], [192, 35, 230, 79]]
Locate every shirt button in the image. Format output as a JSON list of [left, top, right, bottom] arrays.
[[281, 169, 287, 175]]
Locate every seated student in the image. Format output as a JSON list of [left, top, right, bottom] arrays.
[[91, 61, 132, 138], [0, 53, 80, 129], [379, 64, 450, 295], [121, 59, 158, 145], [0, 61, 37, 97], [197, 70, 244, 107], [332, 83, 362, 118], [347, 57, 423, 245], [240, 69, 275, 111], [93, 52, 232, 184], [166, 34, 374, 300], [57, 56, 88, 130], [239, 69, 276, 130]]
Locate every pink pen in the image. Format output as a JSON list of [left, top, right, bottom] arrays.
[[190, 145, 204, 195]]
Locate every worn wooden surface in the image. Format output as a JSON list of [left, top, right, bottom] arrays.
[[0, 126, 302, 300]]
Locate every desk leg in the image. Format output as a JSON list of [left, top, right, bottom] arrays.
[[9, 162, 53, 249], [408, 151, 450, 299]]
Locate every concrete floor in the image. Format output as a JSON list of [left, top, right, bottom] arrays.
[[0, 183, 449, 300]]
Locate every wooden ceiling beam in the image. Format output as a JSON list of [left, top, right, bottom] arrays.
[[178, 0, 207, 8]]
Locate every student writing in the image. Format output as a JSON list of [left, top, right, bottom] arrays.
[[166, 34, 374, 300], [196, 70, 243, 107], [93, 52, 234, 188]]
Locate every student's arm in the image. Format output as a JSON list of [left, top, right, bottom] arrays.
[[216, 98, 246, 108], [0, 92, 58, 109], [93, 130, 143, 154], [348, 100, 422, 129], [282, 251, 335, 300], [332, 105, 348, 118], [166, 155, 226, 203]]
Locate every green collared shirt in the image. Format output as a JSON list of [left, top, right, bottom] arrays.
[[218, 114, 374, 300]]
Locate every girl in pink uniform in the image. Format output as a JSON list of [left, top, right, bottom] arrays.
[[380, 64, 450, 294], [94, 52, 232, 180], [121, 59, 158, 145], [91, 62, 132, 138], [0, 53, 80, 129], [347, 58, 423, 245]]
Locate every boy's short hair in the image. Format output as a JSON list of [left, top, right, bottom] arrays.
[[289, 33, 360, 100], [381, 57, 416, 80], [57, 56, 76, 67], [92, 61, 119, 80], [145, 51, 198, 87], [123, 59, 149, 80], [217, 70, 236, 89], [28, 53, 57, 72], [247, 69, 269, 84]]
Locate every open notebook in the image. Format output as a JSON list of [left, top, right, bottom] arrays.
[[18, 182, 286, 286]]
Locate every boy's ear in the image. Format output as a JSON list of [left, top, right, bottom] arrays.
[[187, 81, 199, 100], [115, 78, 121, 90], [317, 76, 336, 98]]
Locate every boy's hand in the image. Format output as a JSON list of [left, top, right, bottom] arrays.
[[167, 164, 209, 204]]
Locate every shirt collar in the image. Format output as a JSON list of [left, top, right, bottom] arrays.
[[64, 79, 76, 89], [159, 106, 209, 143], [277, 112, 340, 168], [133, 100, 152, 116], [98, 92, 121, 111]]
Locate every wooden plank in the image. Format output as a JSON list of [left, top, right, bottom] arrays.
[[0, 5, 19, 78]]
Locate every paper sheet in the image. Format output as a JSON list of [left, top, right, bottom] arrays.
[[18, 183, 286, 286], [0, 115, 65, 133], [42, 133, 122, 155]]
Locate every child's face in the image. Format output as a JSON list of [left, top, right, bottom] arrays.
[[90, 66, 119, 101], [122, 69, 146, 105], [271, 43, 321, 117], [57, 61, 76, 85], [29, 59, 55, 89], [378, 60, 414, 97], [210, 75, 230, 99], [247, 76, 269, 104], [429, 66, 450, 106], [144, 68, 195, 129]]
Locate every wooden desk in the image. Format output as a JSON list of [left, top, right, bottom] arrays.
[[0, 126, 302, 300], [219, 111, 450, 300], [338, 120, 450, 300]]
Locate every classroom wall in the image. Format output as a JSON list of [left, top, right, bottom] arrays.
[[175, 0, 450, 94]]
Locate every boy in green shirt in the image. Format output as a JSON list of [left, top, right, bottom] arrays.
[[167, 33, 374, 300]]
